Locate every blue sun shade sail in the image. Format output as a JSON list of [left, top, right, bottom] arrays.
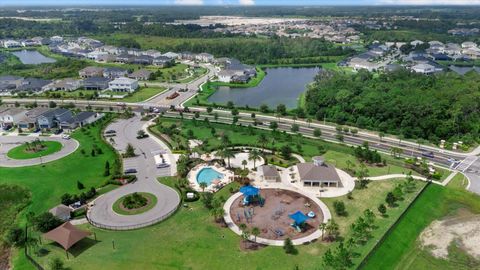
[[240, 185, 260, 197], [289, 211, 310, 224]]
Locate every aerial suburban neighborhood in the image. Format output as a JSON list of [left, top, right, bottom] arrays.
[[0, 3, 480, 270]]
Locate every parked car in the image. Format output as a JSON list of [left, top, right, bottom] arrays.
[[53, 128, 63, 135], [62, 134, 70, 140], [124, 168, 138, 174], [105, 130, 116, 134], [421, 151, 435, 158]]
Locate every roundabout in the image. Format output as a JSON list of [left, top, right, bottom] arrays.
[[112, 192, 158, 216], [0, 135, 79, 167]]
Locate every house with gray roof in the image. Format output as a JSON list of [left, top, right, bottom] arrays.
[[259, 165, 281, 182], [49, 205, 71, 222], [128, 69, 153, 81], [16, 107, 50, 129], [103, 67, 129, 79], [296, 156, 342, 187], [37, 108, 73, 129], [0, 108, 26, 129], [83, 77, 111, 90], [79, 66, 104, 78]]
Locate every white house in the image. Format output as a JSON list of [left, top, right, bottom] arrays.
[[162, 52, 179, 59], [142, 49, 162, 58], [50, 36, 64, 43], [196, 53, 215, 63], [411, 63, 436, 74], [108, 77, 138, 93], [410, 40, 424, 46], [461, 41, 477, 49], [3, 40, 21, 48], [0, 108, 26, 129]]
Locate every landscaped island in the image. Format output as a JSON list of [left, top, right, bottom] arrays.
[[112, 192, 158, 215], [7, 140, 62, 159]]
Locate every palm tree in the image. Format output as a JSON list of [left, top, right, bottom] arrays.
[[306, 117, 312, 128], [242, 160, 248, 170], [248, 149, 262, 168], [218, 148, 235, 168], [251, 227, 260, 242], [257, 134, 268, 152], [319, 222, 327, 240], [199, 182, 208, 192]]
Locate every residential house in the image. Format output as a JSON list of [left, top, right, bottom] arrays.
[[21, 39, 39, 47], [132, 55, 153, 65], [461, 41, 477, 49], [296, 157, 342, 187], [115, 54, 134, 64], [103, 67, 129, 79], [127, 48, 142, 56], [128, 69, 153, 81], [96, 54, 117, 63], [463, 47, 480, 59], [83, 77, 111, 90], [49, 205, 71, 222], [411, 63, 436, 74], [50, 36, 64, 43], [86, 51, 108, 60], [108, 77, 138, 93], [152, 56, 174, 67], [59, 112, 103, 131], [162, 52, 179, 59], [79, 66, 104, 78], [142, 49, 162, 58], [3, 40, 21, 48], [0, 108, 26, 129], [37, 108, 73, 129], [259, 165, 281, 182], [16, 107, 50, 129], [43, 78, 83, 91], [16, 78, 51, 93], [196, 53, 215, 63], [180, 51, 196, 61], [217, 59, 256, 83]]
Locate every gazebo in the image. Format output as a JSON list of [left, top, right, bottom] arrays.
[[289, 211, 310, 231], [43, 222, 92, 251], [239, 185, 261, 205]]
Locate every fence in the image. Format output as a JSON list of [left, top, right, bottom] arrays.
[[24, 226, 45, 270], [86, 203, 179, 231], [356, 181, 432, 269]]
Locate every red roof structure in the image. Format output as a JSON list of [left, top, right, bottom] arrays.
[[43, 222, 91, 250]]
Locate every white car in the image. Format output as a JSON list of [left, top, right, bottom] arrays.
[[62, 135, 70, 140]]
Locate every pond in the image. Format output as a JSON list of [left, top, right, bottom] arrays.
[[208, 67, 320, 109], [11, 50, 56, 65]]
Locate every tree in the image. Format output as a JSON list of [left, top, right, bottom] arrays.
[[4, 227, 27, 247], [378, 204, 387, 216], [206, 107, 213, 114], [313, 128, 322, 137], [326, 219, 340, 241], [49, 257, 65, 270], [283, 238, 297, 254], [269, 121, 278, 131], [218, 148, 235, 168], [386, 192, 396, 207], [248, 149, 262, 168], [32, 212, 62, 233], [259, 104, 269, 113], [276, 104, 287, 116], [291, 123, 299, 133], [251, 227, 260, 242], [250, 112, 256, 119], [335, 134, 344, 142], [319, 222, 327, 240], [231, 108, 239, 116], [199, 182, 208, 192], [280, 145, 292, 160], [333, 201, 347, 216], [257, 134, 268, 152], [91, 149, 96, 157], [49, 101, 57, 108], [104, 161, 110, 176], [125, 143, 135, 157], [77, 181, 85, 190], [390, 147, 403, 158], [323, 241, 354, 269], [241, 160, 248, 170]]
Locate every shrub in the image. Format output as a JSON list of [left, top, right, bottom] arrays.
[[333, 201, 347, 216], [283, 238, 297, 254]]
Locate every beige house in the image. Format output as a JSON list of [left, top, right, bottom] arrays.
[[297, 156, 342, 188]]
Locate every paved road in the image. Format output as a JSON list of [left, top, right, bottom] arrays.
[[87, 116, 180, 230], [0, 135, 78, 167], [462, 157, 480, 194]]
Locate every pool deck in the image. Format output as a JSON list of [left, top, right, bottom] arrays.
[[187, 163, 234, 192]]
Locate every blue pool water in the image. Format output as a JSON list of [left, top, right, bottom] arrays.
[[196, 167, 224, 186]]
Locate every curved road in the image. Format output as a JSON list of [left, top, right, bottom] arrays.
[[87, 116, 180, 230], [0, 135, 79, 167]]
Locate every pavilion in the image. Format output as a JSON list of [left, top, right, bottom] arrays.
[[289, 211, 310, 231], [43, 222, 92, 251], [239, 185, 261, 205]]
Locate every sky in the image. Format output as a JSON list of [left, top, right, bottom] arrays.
[[2, 0, 480, 5]]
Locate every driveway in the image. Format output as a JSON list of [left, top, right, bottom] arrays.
[[0, 135, 79, 167], [87, 116, 180, 230], [464, 157, 480, 194]]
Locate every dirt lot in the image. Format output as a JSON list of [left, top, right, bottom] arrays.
[[229, 188, 324, 240], [420, 209, 480, 260]]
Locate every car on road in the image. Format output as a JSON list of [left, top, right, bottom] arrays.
[[53, 128, 63, 135], [422, 151, 435, 158], [62, 135, 70, 140], [105, 130, 116, 134], [124, 168, 138, 174], [157, 163, 170, 169]]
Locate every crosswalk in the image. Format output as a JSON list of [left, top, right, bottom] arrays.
[[454, 156, 479, 172]]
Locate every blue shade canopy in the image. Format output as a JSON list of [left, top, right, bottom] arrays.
[[289, 211, 310, 224], [240, 185, 260, 197]]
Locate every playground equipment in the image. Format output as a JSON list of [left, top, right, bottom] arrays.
[[289, 211, 310, 233]]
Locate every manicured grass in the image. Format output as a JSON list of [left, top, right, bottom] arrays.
[[0, 116, 118, 218], [27, 176, 425, 270], [112, 192, 158, 215], [361, 184, 480, 270], [7, 141, 62, 160], [446, 172, 469, 190], [154, 117, 419, 177], [117, 87, 166, 102], [148, 63, 190, 83]]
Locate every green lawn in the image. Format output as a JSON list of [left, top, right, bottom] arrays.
[[446, 173, 469, 190], [361, 184, 480, 270], [7, 141, 62, 159], [154, 117, 420, 178], [26, 176, 425, 270], [117, 87, 166, 103], [112, 192, 158, 215]]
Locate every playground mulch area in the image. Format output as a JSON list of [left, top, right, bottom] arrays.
[[230, 188, 323, 240]]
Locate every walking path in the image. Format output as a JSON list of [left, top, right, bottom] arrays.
[[0, 135, 79, 167], [87, 116, 180, 230], [223, 187, 331, 246]]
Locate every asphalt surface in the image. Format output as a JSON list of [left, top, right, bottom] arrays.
[[0, 135, 79, 167], [87, 116, 180, 229]]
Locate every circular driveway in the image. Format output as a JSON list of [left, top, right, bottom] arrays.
[[87, 116, 180, 230], [0, 135, 79, 167]]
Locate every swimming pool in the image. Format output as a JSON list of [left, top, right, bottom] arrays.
[[196, 167, 224, 186]]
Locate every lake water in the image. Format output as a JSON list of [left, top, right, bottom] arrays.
[[11, 50, 56, 65], [208, 67, 320, 109]]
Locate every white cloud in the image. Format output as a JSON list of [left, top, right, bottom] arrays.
[[239, 0, 255, 5], [174, 0, 204, 5], [378, 0, 480, 4]]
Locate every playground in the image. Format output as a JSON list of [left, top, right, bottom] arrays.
[[229, 187, 324, 241]]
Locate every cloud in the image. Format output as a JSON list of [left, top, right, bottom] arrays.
[[239, 0, 255, 5], [378, 0, 480, 4], [174, 0, 204, 5]]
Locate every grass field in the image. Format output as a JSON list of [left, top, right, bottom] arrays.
[[112, 192, 158, 215], [26, 176, 425, 270], [116, 87, 166, 102], [361, 183, 480, 270], [6, 141, 62, 159], [154, 117, 421, 178]]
